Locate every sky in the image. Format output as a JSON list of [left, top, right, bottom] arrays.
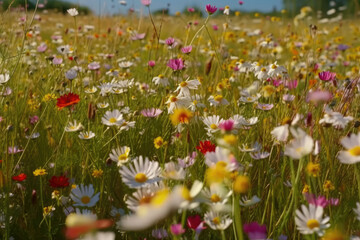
[[66, 0, 283, 15]]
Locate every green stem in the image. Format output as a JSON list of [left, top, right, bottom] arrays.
[[233, 194, 244, 240]]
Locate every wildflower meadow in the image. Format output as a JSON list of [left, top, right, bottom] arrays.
[[1, 0, 360, 239]]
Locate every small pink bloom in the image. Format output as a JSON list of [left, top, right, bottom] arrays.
[[181, 45, 192, 54], [165, 37, 175, 46], [141, 0, 151, 6], [284, 79, 298, 89], [243, 222, 267, 240], [219, 119, 235, 131], [318, 71, 336, 81], [170, 224, 185, 236], [167, 58, 185, 71], [188, 8, 195, 12], [148, 60, 155, 67], [140, 108, 162, 117], [52, 57, 63, 65], [212, 24, 219, 31], [307, 90, 333, 103], [205, 4, 217, 15], [239, 1, 244, 5]]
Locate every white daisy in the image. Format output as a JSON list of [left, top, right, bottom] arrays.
[[205, 147, 238, 171], [239, 195, 261, 207], [202, 115, 224, 135], [295, 204, 330, 236], [97, 102, 109, 109], [101, 109, 124, 126], [201, 183, 232, 205], [125, 183, 164, 212], [65, 120, 83, 132], [208, 95, 229, 106], [175, 78, 200, 97], [152, 74, 169, 87], [338, 133, 360, 164], [67, 8, 78, 17], [284, 128, 314, 159], [109, 146, 131, 167], [119, 156, 161, 189], [161, 162, 185, 180], [204, 210, 233, 230], [70, 184, 100, 207], [165, 95, 191, 113], [78, 131, 95, 140], [0, 73, 10, 84]]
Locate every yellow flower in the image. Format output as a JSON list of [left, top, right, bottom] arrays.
[[302, 184, 310, 193], [154, 136, 167, 149], [323, 180, 335, 192], [262, 85, 276, 98], [43, 206, 55, 217], [233, 175, 250, 194], [306, 162, 320, 177], [170, 108, 193, 126], [33, 168, 47, 176], [222, 134, 237, 145], [205, 161, 230, 185], [323, 229, 346, 240], [42, 93, 57, 102], [92, 169, 103, 178]]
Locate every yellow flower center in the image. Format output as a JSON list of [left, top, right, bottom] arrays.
[[210, 123, 218, 129], [214, 95, 223, 102], [109, 117, 117, 123], [210, 194, 221, 203], [271, 64, 277, 69], [212, 217, 220, 225], [139, 196, 153, 205], [158, 74, 164, 78], [170, 96, 177, 102], [151, 189, 170, 206], [118, 153, 127, 161], [306, 219, 320, 229], [180, 81, 188, 87], [193, 100, 198, 105], [181, 187, 192, 201], [349, 146, 360, 156], [261, 67, 267, 72], [81, 196, 91, 204], [134, 173, 148, 183]]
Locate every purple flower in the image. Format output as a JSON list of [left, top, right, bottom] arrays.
[[52, 57, 63, 65], [205, 4, 217, 15], [167, 58, 185, 71], [181, 45, 192, 54], [178, 152, 197, 168], [338, 44, 349, 51], [37, 43, 47, 52], [65, 69, 77, 80], [152, 228, 168, 239], [318, 71, 336, 81], [140, 108, 162, 117], [170, 224, 185, 236], [165, 37, 175, 46], [1, 87, 12, 96], [88, 62, 100, 70], [307, 90, 333, 103], [29, 115, 39, 125], [243, 222, 267, 240]]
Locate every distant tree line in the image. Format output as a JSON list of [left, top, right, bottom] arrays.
[[2, 0, 91, 14]]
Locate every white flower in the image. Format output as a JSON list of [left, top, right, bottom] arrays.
[[152, 74, 169, 86], [101, 109, 124, 126], [208, 95, 229, 106], [353, 202, 360, 221], [97, 102, 109, 109], [338, 133, 360, 164], [78, 131, 95, 140], [65, 120, 83, 132], [175, 78, 200, 97], [161, 162, 185, 180], [284, 128, 314, 159], [109, 146, 131, 166], [271, 125, 289, 142], [202, 115, 223, 135], [125, 183, 164, 212], [319, 107, 353, 129], [239, 195, 261, 207], [205, 147, 238, 171], [295, 204, 330, 236], [67, 8, 79, 17], [0, 73, 10, 84], [119, 156, 161, 189], [165, 95, 191, 113], [179, 180, 203, 209], [118, 61, 133, 68], [80, 232, 115, 240], [204, 210, 232, 230], [201, 183, 232, 205], [70, 184, 100, 207], [223, 6, 230, 15]]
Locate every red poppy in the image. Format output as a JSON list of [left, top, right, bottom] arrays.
[[49, 175, 70, 188], [12, 173, 27, 182], [196, 141, 216, 155], [56, 93, 80, 110]]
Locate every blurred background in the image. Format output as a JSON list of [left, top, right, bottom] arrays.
[[2, 0, 359, 18]]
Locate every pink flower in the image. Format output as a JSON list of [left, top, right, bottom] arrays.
[[243, 222, 267, 240], [148, 60, 155, 67], [131, 33, 146, 40], [239, 1, 244, 5], [318, 71, 336, 81], [212, 24, 219, 31], [37, 43, 47, 52], [219, 119, 235, 131], [140, 108, 162, 117], [181, 45, 192, 54], [167, 58, 185, 71], [284, 79, 298, 89], [170, 224, 185, 236], [187, 215, 206, 234], [304, 193, 340, 208], [205, 4, 217, 15], [141, 0, 151, 6], [165, 37, 175, 46], [52, 57, 63, 65], [307, 90, 333, 103], [188, 7, 195, 12], [88, 62, 100, 70]]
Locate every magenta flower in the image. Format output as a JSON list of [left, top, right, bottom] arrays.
[[165, 37, 175, 46], [219, 119, 235, 131], [284, 79, 298, 89], [188, 7, 195, 12], [29, 115, 39, 125], [187, 215, 206, 234], [205, 4, 217, 15], [140, 108, 162, 117], [243, 222, 267, 240], [212, 24, 219, 31], [148, 60, 155, 67], [304, 193, 340, 208], [170, 224, 185, 236], [239, 1, 244, 5], [141, 0, 151, 6], [318, 71, 336, 81], [181, 45, 192, 54], [167, 58, 185, 71]]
